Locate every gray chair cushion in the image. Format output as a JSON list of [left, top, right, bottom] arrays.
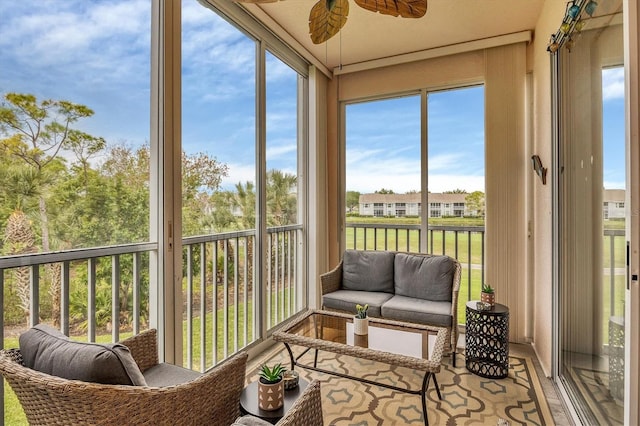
[[143, 362, 201, 387], [19, 324, 147, 386], [381, 295, 453, 327], [322, 290, 394, 317], [342, 250, 395, 293], [394, 253, 456, 301], [233, 416, 273, 426]]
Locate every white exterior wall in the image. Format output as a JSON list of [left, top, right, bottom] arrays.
[[358, 201, 468, 217]]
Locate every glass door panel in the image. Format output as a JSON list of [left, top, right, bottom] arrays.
[[557, 4, 625, 423]]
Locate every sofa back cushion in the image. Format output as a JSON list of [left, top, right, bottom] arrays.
[[19, 324, 147, 386], [342, 250, 395, 293], [394, 253, 456, 302]]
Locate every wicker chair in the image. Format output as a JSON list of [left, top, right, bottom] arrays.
[[0, 329, 323, 425]]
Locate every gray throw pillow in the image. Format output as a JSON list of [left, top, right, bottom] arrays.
[[19, 324, 147, 386], [342, 250, 395, 293], [394, 253, 456, 301]]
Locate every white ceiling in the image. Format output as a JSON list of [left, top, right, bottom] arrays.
[[242, 0, 546, 70]]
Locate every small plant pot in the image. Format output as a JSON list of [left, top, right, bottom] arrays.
[[481, 291, 495, 307], [258, 379, 284, 411], [354, 317, 369, 335]]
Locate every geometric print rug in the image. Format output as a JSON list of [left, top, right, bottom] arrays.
[[247, 347, 555, 425]]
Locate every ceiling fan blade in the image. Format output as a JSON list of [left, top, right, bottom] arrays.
[[309, 0, 349, 44], [354, 0, 427, 18]]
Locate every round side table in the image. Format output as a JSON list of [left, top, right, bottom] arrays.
[[465, 301, 509, 379], [240, 378, 309, 424]]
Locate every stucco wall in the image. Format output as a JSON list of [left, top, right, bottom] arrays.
[[332, 44, 530, 343], [531, 0, 566, 376]]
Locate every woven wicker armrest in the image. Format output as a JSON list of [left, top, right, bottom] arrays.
[[276, 380, 323, 426], [120, 328, 159, 373], [0, 348, 249, 426], [449, 260, 462, 354], [320, 260, 343, 295]]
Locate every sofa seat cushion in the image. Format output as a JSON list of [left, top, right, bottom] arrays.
[[19, 324, 147, 386], [143, 362, 201, 387], [394, 253, 456, 302], [342, 250, 395, 293], [322, 290, 394, 317], [381, 295, 452, 327]]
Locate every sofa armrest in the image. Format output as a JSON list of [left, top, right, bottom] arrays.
[[277, 380, 323, 426], [320, 261, 343, 296], [120, 328, 159, 373], [449, 260, 462, 352]]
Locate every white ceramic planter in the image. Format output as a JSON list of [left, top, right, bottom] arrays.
[[353, 317, 369, 335]]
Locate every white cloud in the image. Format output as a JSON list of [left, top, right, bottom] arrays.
[[221, 163, 256, 190], [604, 180, 626, 190], [346, 169, 484, 194], [603, 67, 625, 100], [345, 147, 482, 193], [267, 143, 297, 161]]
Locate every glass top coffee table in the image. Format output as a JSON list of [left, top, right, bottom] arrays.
[[272, 310, 447, 426]]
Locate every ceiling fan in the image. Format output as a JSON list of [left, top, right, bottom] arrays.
[[236, 0, 428, 44]]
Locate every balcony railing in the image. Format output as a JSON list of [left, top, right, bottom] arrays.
[[346, 223, 485, 323], [0, 224, 625, 423], [181, 225, 302, 371], [346, 223, 627, 328], [0, 224, 304, 423]]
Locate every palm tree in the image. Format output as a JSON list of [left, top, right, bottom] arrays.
[[3, 210, 37, 322], [267, 170, 297, 227]]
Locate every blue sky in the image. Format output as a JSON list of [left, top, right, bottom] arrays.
[[0, 0, 626, 194], [346, 87, 486, 193]]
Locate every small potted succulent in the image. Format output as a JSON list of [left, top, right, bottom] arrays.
[[258, 363, 285, 411], [481, 284, 495, 307], [354, 303, 369, 335]]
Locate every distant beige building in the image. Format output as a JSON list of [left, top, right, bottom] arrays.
[[603, 189, 625, 219], [359, 193, 470, 218]]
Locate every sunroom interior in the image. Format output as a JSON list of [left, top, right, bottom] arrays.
[[1, 0, 639, 425]]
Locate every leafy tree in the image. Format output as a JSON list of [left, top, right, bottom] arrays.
[[0, 93, 103, 253], [182, 150, 229, 237], [375, 188, 395, 194], [267, 170, 297, 226], [0, 93, 104, 324], [444, 189, 467, 194], [346, 191, 360, 213], [231, 181, 256, 230], [465, 191, 485, 217]]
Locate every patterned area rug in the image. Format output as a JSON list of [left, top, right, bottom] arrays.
[[247, 348, 554, 425]]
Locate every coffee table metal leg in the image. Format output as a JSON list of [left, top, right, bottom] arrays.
[[421, 372, 431, 426], [432, 374, 442, 400], [313, 349, 319, 368]]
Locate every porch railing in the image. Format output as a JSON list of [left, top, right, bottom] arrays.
[[346, 223, 486, 323], [0, 224, 625, 422], [181, 224, 302, 371]]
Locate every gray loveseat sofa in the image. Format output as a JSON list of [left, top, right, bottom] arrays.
[[321, 249, 461, 365]]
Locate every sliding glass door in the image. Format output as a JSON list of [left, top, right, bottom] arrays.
[[555, 3, 627, 424]]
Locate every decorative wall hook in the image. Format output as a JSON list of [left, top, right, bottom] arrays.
[[531, 155, 547, 185]]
